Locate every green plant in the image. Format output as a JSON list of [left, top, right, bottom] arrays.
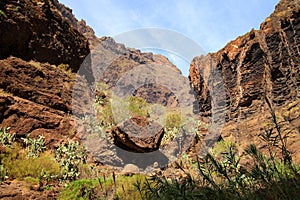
[[179, 152, 198, 171], [59, 179, 97, 200], [160, 111, 183, 146], [0, 127, 15, 147], [128, 96, 149, 118], [197, 144, 254, 198], [136, 97, 300, 199], [165, 111, 181, 130], [161, 127, 179, 147], [95, 101, 114, 129], [95, 95, 105, 106], [59, 174, 147, 200], [1, 146, 60, 180], [29, 60, 42, 69], [0, 10, 7, 18], [58, 63, 74, 79], [15, 6, 21, 12], [24, 176, 40, 185], [55, 140, 87, 181], [135, 174, 205, 200], [0, 164, 8, 181], [0, 89, 13, 96], [82, 115, 104, 135], [22, 134, 46, 158]]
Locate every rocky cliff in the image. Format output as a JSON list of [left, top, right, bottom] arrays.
[[0, 0, 94, 147], [0, 0, 182, 158], [0, 0, 94, 81], [189, 0, 300, 159], [54, 0, 181, 104]]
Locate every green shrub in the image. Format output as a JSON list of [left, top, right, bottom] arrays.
[[82, 115, 104, 135], [59, 174, 147, 200], [161, 127, 179, 147], [136, 97, 300, 199], [95, 82, 110, 106], [22, 134, 46, 158], [159, 112, 182, 146], [55, 140, 87, 181], [29, 60, 42, 69], [0, 164, 8, 181], [165, 112, 181, 130], [1, 145, 60, 180], [93, 94, 114, 129], [0, 10, 7, 18], [0, 127, 15, 147], [58, 64, 74, 79], [59, 179, 98, 200], [99, 102, 114, 128], [128, 96, 149, 118]]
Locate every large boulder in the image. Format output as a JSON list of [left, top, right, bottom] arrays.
[[112, 117, 165, 153]]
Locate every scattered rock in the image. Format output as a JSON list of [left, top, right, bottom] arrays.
[[0, 180, 60, 199], [121, 164, 140, 175]]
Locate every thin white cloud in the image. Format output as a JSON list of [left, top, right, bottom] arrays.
[[59, 0, 279, 74]]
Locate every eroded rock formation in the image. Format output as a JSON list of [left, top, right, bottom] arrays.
[[0, 0, 94, 146], [189, 0, 300, 159], [0, 0, 93, 82]]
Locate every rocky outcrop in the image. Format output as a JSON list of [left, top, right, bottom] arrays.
[[52, 0, 101, 49], [52, 0, 183, 109], [133, 83, 179, 107], [0, 0, 94, 146], [0, 57, 92, 147], [189, 0, 300, 158], [0, 0, 93, 82]]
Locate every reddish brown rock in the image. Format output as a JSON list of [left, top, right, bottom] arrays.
[[133, 83, 179, 107], [111, 116, 165, 153], [0, 180, 60, 199], [54, 1, 183, 109], [189, 0, 300, 159], [0, 0, 94, 82], [0, 57, 92, 147]]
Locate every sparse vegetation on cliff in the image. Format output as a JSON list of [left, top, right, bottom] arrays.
[[0, 0, 299, 199], [134, 99, 300, 200]]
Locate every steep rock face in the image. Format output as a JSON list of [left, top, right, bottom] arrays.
[[0, 0, 93, 81], [54, 0, 182, 87], [0, 0, 184, 162], [0, 57, 92, 147], [95, 36, 181, 86], [133, 83, 179, 107], [0, 0, 94, 146], [53, 0, 183, 109], [54, 0, 183, 108], [189, 0, 300, 158], [52, 0, 101, 49]]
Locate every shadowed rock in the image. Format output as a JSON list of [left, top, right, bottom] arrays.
[[112, 116, 165, 153]]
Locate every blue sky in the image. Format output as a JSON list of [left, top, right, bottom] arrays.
[[59, 0, 278, 76]]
